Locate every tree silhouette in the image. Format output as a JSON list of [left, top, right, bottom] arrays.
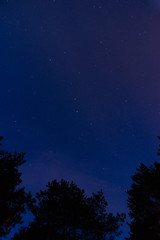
[[13, 179, 125, 240], [0, 137, 31, 238], [126, 162, 160, 240]]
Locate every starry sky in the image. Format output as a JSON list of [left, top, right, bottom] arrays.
[[1, 0, 160, 239]]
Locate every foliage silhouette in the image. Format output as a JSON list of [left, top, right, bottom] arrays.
[[0, 137, 31, 238], [13, 179, 125, 240], [126, 161, 160, 240]]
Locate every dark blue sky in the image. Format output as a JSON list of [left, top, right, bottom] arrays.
[[1, 0, 160, 239]]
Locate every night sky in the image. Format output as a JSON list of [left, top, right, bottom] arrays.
[[1, 0, 160, 239]]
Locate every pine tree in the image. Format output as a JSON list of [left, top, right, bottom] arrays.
[[13, 179, 125, 240], [0, 137, 31, 238], [126, 162, 160, 240]]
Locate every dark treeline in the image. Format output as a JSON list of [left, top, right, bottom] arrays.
[[1, 136, 160, 239], [0, 137, 125, 240]]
